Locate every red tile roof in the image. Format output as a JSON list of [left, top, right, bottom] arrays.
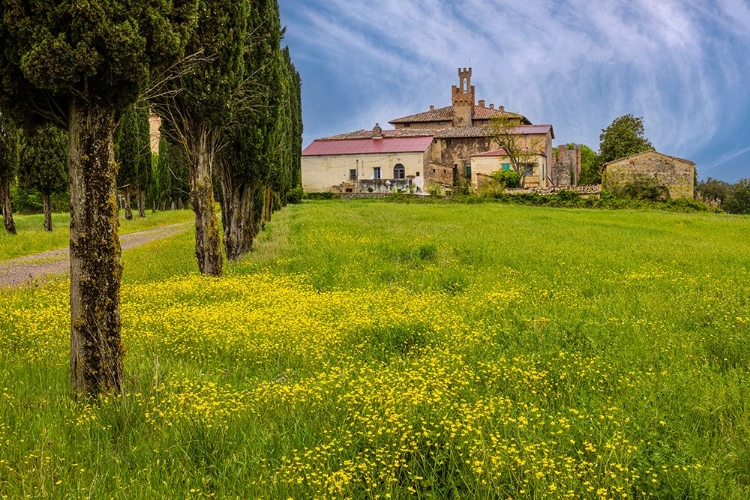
[[389, 106, 454, 123], [315, 124, 554, 142], [302, 136, 434, 156], [389, 104, 531, 125]]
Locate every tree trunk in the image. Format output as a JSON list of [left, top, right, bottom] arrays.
[[137, 186, 146, 218], [189, 124, 223, 276], [68, 98, 124, 398], [2, 175, 16, 235], [124, 185, 133, 220], [42, 192, 52, 231], [219, 164, 257, 260]]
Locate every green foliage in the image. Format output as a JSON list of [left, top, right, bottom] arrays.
[[696, 177, 732, 206], [285, 186, 304, 205], [598, 114, 654, 166], [490, 169, 521, 188], [0, 111, 18, 184], [149, 125, 190, 211], [18, 124, 68, 197], [607, 174, 670, 202], [0, 0, 198, 126], [9, 184, 69, 214], [578, 144, 601, 184], [217, 0, 302, 258], [115, 104, 152, 195], [723, 178, 750, 215]]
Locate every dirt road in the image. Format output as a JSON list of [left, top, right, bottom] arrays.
[[0, 223, 191, 288]]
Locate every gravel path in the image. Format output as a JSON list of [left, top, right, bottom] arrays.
[[0, 222, 191, 288]]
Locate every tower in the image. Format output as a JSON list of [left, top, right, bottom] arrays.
[[451, 67, 475, 127]]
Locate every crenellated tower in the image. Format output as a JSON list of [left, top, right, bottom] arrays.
[[451, 67, 475, 127]]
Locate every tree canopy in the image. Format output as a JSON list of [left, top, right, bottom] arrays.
[[598, 114, 654, 166]]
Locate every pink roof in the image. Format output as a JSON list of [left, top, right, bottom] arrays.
[[302, 136, 434, 156]]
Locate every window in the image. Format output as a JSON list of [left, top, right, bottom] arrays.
[[404, 123, 411, 128], [523, 164, 534, 176], [416, 172, 420, 177], [349, 169, 357, 181], [482, 119, 489, 125], [373, 167, 381, 179], [501, 163, 511, 171], [393, 164, 405, 179], [465, 164, 472, 179]]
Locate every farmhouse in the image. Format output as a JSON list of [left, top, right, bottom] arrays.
[[302, 68, 563, 193], [603, 151, 696, 200]]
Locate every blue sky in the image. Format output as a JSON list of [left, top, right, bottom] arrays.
[[279, 0, 750, 182]]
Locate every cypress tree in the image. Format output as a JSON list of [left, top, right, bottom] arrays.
[[155, 0, 250, 276], [0, 0, 197, 397], [219, 0, 303, 260], [116, 104, 152, 219], [0, 110, 18, 234], [18, 124, 68, 231]]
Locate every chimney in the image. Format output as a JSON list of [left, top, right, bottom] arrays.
[[373, 123, 382, 139], [478, 99, 485, 107], [499, 105, 505, 112], [489, 104, 494, 110], [430, 105, 435, 111]]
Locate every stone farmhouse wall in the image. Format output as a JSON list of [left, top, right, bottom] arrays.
[[604, 152, 695, 199]]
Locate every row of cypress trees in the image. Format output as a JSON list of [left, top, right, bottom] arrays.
[[0, 0, 301, 397]]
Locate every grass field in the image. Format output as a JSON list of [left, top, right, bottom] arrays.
[[1, 200, 749, 498]]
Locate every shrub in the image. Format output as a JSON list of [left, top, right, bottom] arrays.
[[305, 191, 335, 200], [286, 186, 304, 204], [723, 179, 750, 214], [491, 169, 521, 188], [608, 174, 670, 202]]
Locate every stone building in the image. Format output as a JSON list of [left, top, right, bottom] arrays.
[[603, 151, 696, 199], [552, 144, 581, 187], [302, 68, 557, 193]]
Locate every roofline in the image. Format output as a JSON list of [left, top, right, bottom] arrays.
[[603, 150, 694, 167]]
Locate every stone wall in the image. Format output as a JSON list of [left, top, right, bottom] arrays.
[[603, 152, 695, 199], [358, 178, 421, 194], [552, 144, 581, 186]]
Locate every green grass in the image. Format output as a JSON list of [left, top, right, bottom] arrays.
[[1, 200, 749, 498], [0, 209, 194, 261]]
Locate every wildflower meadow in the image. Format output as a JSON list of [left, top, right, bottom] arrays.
[[1, 200, 749, 498]]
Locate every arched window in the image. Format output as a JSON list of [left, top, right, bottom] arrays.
[[393, 164, 405, 179]]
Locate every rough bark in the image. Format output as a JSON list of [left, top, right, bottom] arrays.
[[69, 98, 124, 398], [137, 186, 145, 218], [123, 185, 133, 220], [1, 175, 15, 235], [189, 125, 223, 276], [219, 164, 257, 260], [42, 192, 52, 231]]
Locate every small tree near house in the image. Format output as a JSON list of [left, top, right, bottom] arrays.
[[485, 115, 543, 188]]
